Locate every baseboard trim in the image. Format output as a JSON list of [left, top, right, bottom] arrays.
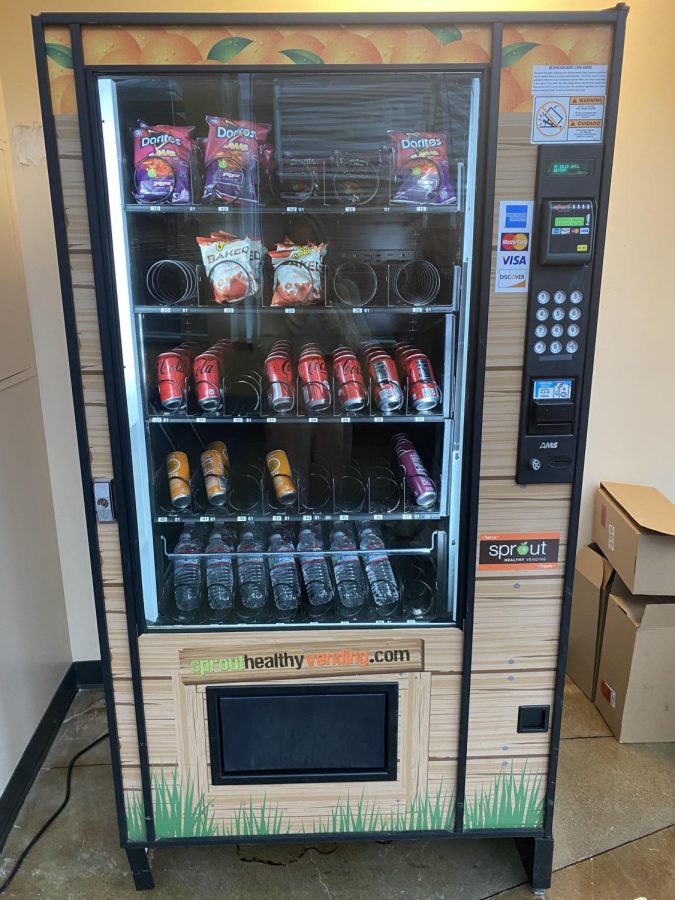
[[0, 659, 102, 853], [73, 659, 103, 689]]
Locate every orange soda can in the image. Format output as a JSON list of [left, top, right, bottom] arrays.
[[167, 451, 191, 509], [200, 448, 228, 507], [208, 440, 230, 474], [265, 450, 298, 507]]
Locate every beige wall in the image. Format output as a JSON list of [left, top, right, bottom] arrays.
[[0, 80, 71, 794], [0, 0, 672, 664]]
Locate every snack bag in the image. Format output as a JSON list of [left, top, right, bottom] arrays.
[[269, 239, 327, 307], [202, 117, 271, 204], [388, 130, 456, 206], [196, 231, 266, 304], [132, 122, 195, 204]]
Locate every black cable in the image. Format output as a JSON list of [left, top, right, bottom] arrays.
[[0, 732, 109, 895]]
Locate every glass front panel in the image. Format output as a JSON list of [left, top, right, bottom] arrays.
[[96, 69, 480, 630]]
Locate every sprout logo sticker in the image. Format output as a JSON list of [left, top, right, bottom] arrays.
[[478, 532, 560, 569]]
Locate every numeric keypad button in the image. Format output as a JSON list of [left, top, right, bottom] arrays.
[[536, 308, 549, 321], [552, 308, 565, 321], [534, 341, 547, 355], [537, 290, 550, 304], [553, 290, 566, 304], [569, 307, 581, 321], [535, 324, 548, 338], [567, 324, 580, 337], [550, 341, 562, 354], [551, 324, 564, 338], [570, 290, 583, 304], [566, 341, 579, 354]]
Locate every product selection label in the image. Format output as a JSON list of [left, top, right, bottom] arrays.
[[495, 200, 534, 293], [478, 532, 561, 569]]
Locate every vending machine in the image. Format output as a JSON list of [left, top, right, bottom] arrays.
[[33, 8, 626, 894]]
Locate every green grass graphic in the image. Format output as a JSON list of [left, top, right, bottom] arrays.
[[152, 770, 219, 838], [225, 796, 289, 836], [124, 791, 146, 842], [464, 764, 544, 830], [313, 784, 454, 834]]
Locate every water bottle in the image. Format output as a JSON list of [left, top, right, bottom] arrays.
[[298, 524, 333, 618], [269, 526, 300, 621], [205, 528, 236, 615], [330, 523, 366, 619], [236, 527, 267, 621], [173, 527, 204, 615], [357, 522, 399, 617]]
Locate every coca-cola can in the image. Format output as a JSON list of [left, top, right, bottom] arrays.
[[298, 346, 331, 411], [193, 351, 223, 412], [367, 352, 403, 413], [157, 348, 189, 411], [264, 351, 295, 413], [332, 349, 367, 412], [403, 352, 440, 411], [393, 433, 437, 508]]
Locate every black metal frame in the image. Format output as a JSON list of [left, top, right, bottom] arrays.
[[31, 8, 628, 895]]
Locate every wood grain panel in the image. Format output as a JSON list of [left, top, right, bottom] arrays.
[[485, 293, 527, 369], [98, 522, 123, 585], [428, 675, 462, 759], [72, 286, 103, 373], [60, 157, 91, 252], [55, 115, 82, 158], [466, 670, 556, 758], [69, 252, 95, 288], [83, 403, 113, 476], [472, 594, 561, 671], [480, 389, 520, 477]]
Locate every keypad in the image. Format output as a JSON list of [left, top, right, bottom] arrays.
[[531, 284, 584, 356]]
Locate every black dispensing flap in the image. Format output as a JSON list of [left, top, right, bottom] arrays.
[[207, 683, 398, 785]]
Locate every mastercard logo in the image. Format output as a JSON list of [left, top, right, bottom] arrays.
[[501, 232, 529, 251]]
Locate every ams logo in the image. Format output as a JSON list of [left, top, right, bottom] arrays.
[[539, 441, 558, 449]]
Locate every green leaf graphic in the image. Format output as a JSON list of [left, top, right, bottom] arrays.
[[279, 49, 325, 65], [45, 43, 73, 69], [207, 36, 253, 63], [425, 26, 462, 45], [501, 42, 539, 68]]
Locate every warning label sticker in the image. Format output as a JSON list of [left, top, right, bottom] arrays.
[[531, 65, 608, 144]]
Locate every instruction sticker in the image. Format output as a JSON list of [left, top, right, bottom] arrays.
[[531, 65, 607, 144], [478, 532, 561, 570], [495, 200, 534, 293]]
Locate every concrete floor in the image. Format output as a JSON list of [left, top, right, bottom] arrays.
[[1, 678, 674, 899]]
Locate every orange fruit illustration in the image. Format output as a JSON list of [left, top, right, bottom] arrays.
[[499, 70, 526, 113], [518, 26, 557, 46], [127, 29, 157, 50], [167, 27, 229, 47], [510, 44, 570, 94], [273, 33, 325, 55], [549, 26, 586, 55], [302, 27, 346, 45], [322, 33, 382, 65], [223, 30, 285, 64], [82, 28, 141, 64], [502, 27, 525, 46], [140, 31, 202, 65], [461, 28, 491, 55], [569, 29, 612, 65], [512, 98, 534, 113], [45, 27, 71, 77], [50, 73, 77, 115], [389, 29, 443, 65], [433, 40, 490, 65], [369, 27, 409, 63]]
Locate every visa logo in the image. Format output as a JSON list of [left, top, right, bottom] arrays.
[[501, 254, 527, 265]]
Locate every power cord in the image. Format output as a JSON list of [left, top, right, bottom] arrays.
[[0, 732, 109, 895]]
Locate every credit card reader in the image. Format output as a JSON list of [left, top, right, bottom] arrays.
[[516, 145, 603, 484]]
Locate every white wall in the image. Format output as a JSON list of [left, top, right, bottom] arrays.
[[0, 81, 71, 795]]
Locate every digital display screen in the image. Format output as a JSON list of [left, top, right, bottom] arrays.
[[554, 216, 586, 227], [546, 159, 595, 176], [533, 379, 573, 401]]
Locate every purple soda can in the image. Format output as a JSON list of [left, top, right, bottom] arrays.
[[393, 434, 437, 509]]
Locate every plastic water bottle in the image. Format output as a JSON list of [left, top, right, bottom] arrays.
[[298, 524, 333, 618], [236, 527, 267, 620], [173, 527, 204, 614], [206, 528, 236, 615], [357, 522, 399, 617], [330, 523, 365, 619], [269, 526, 300, 620]]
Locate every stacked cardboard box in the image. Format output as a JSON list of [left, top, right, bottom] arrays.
[[567, 482, 675, 743]]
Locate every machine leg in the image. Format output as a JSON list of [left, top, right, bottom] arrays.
[[515, 836, 553, 896], [125, 847, 155, 891]]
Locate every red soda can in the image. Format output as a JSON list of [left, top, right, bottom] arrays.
[[332, 348, 367, 412], [403, 352, 440, 412], [193, 351, 223, 412], [298, 345, 331, 412], [264, 350, 295, 413], [367, 351, 403, 413], [157, 348, 189, 411]]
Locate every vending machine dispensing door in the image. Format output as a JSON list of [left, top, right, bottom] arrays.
[[516, 144, 603, 484]]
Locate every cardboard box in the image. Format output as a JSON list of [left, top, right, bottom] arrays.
[[595, 579, 675, 742], [593, 482, 675, 595], [566, 544, 614, 700]]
